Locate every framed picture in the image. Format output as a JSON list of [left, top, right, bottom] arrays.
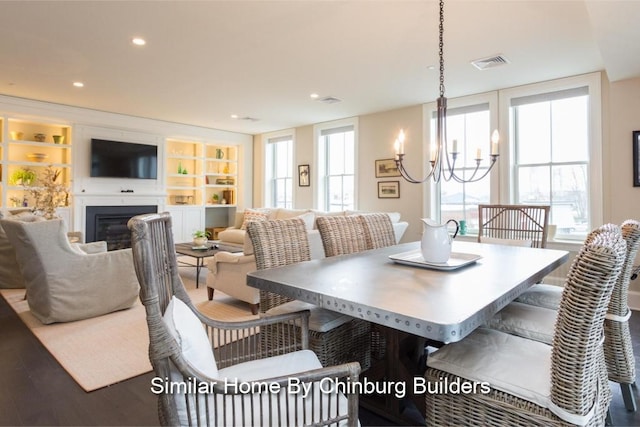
[[378, 181, 400, 198], [298, 164, 310, 187], [375, 158, 400, 178], [634, 131, 640, 187]]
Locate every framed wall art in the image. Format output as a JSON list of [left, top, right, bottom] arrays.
[[634, 131, 640, 187], [375, 158, 400, 178], [298, 164, 310, 187], [378, 181, 400, 198]]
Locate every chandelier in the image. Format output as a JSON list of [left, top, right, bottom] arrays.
[[393, 0, 499, 184]]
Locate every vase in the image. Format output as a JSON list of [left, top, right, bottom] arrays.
[[193, 237, 208, 246]]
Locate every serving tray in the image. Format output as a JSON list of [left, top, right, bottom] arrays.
[[389, 249, 481, 271]]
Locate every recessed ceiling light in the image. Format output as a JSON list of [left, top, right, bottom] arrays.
[[73, 82, 84, 88], [230, 114, 239, 119], [310, 93, 319, 99], [132, 37, 146, 46], [427, 65, 436, 70]]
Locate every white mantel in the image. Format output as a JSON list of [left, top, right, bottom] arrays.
[[73, 193, 166, 236]]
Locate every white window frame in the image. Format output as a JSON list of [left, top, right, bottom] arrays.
[[313, 117, 359, 211], [262, 129, 295, 209], [498, 72, 603, 237], [424, 92, 499, 223]]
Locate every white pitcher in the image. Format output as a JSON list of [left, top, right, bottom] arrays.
[[420, 218, 459, 263]]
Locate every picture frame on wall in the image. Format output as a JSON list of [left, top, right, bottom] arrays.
[[298, 164, 310, 187], [378, 181, 400, 198], [634, 131, 640, 187], [375, 158, 400, 178]]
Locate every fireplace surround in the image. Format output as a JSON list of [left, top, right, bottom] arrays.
[[86, 205, 157, 250]]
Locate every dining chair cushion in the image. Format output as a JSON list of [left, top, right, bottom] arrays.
[[485, 301, 557, 344], [163, 296, 219, 378], [426, 327, 585, 425], [514, 283, 563, 310], [479, 236, 533, 247], [267, 300, 354, 333]]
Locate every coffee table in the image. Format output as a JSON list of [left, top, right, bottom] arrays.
[[174, 242, 243, 288]]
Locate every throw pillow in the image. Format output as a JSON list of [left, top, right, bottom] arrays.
[[163, 296, 218, 378], [240, 209, 269, 230]]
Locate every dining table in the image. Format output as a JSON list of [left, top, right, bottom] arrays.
[[247, 240, 569, 424]]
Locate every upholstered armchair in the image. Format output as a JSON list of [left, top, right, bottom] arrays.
[[0, 218, 139, 324]]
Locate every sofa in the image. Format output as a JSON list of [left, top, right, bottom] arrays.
[[207, 208, 408, 313]]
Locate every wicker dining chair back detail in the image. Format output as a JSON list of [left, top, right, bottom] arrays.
[[478, 204, 550, 248], [316, 215, 370, 257], [247, 218, 309, 311], [360, 213, 397, 249]]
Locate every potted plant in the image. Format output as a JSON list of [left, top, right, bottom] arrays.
[[212, 194, 220, 204], [9, 168, 37, 186], [192, 230, 211, 246]]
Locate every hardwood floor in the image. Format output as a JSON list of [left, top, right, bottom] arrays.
[[1, 293, 638, 426]]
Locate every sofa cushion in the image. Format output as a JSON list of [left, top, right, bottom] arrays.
[[241, 209, 270, 230]]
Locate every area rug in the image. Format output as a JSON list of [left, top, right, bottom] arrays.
[[0, 267, 258, 392]]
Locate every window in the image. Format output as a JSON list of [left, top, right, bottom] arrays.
[[316, 120, 357, 212], [510, 86, 594, 240], [265, 134, 293, 209], [437, 103, 492, 231]]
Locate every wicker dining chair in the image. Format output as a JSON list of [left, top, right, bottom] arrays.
[[504, 220, 640, 412], [478, 204, 550, 248], [316, 214, 397, 362], [425, 228, 626, 426], [128, 212, 360, 426], [247, 217, 371, 371]]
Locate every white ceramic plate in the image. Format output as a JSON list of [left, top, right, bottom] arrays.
[[389, 249, 481, 271]]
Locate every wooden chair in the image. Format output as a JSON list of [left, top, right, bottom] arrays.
[[128, 212, 360, 426], [247, 217, 371, 371], [425, 228, 626, 426], [478, 204, 550, 248]]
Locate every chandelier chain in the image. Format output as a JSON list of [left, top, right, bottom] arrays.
[[439, 0, 445, 98]]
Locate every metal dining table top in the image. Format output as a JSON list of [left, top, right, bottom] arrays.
[[247, 240, 569, 343]]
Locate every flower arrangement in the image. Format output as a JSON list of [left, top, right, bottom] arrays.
[[26, 166, 69, 219]]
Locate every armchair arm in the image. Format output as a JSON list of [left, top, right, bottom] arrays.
[[207, 251, 255, 274], [73, 241, 107, 254]]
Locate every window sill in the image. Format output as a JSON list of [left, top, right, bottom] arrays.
[[455, 234, 581, 251]]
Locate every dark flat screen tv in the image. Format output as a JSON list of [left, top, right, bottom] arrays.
[[90, 139, 158, 179]]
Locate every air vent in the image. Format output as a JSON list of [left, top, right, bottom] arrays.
[[238, 116, 259, 122], [317, 96, 342, 104], [471, 55, 510, 70]]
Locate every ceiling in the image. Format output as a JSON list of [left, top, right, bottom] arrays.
[[1, 1, 639, 136]]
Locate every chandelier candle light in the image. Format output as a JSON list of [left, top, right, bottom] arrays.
[[393, 0, 499, 184]]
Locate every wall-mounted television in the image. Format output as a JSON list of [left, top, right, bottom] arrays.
[[90, 139, 158, 179]]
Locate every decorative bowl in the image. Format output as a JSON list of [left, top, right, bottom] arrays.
[[27, 153, 48, 162], [34, 133, 46, 142]]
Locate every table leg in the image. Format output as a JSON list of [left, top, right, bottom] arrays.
[[359, 326, 427, 425]]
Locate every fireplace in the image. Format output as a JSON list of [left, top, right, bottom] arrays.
[[86, 205, 157, 250]]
